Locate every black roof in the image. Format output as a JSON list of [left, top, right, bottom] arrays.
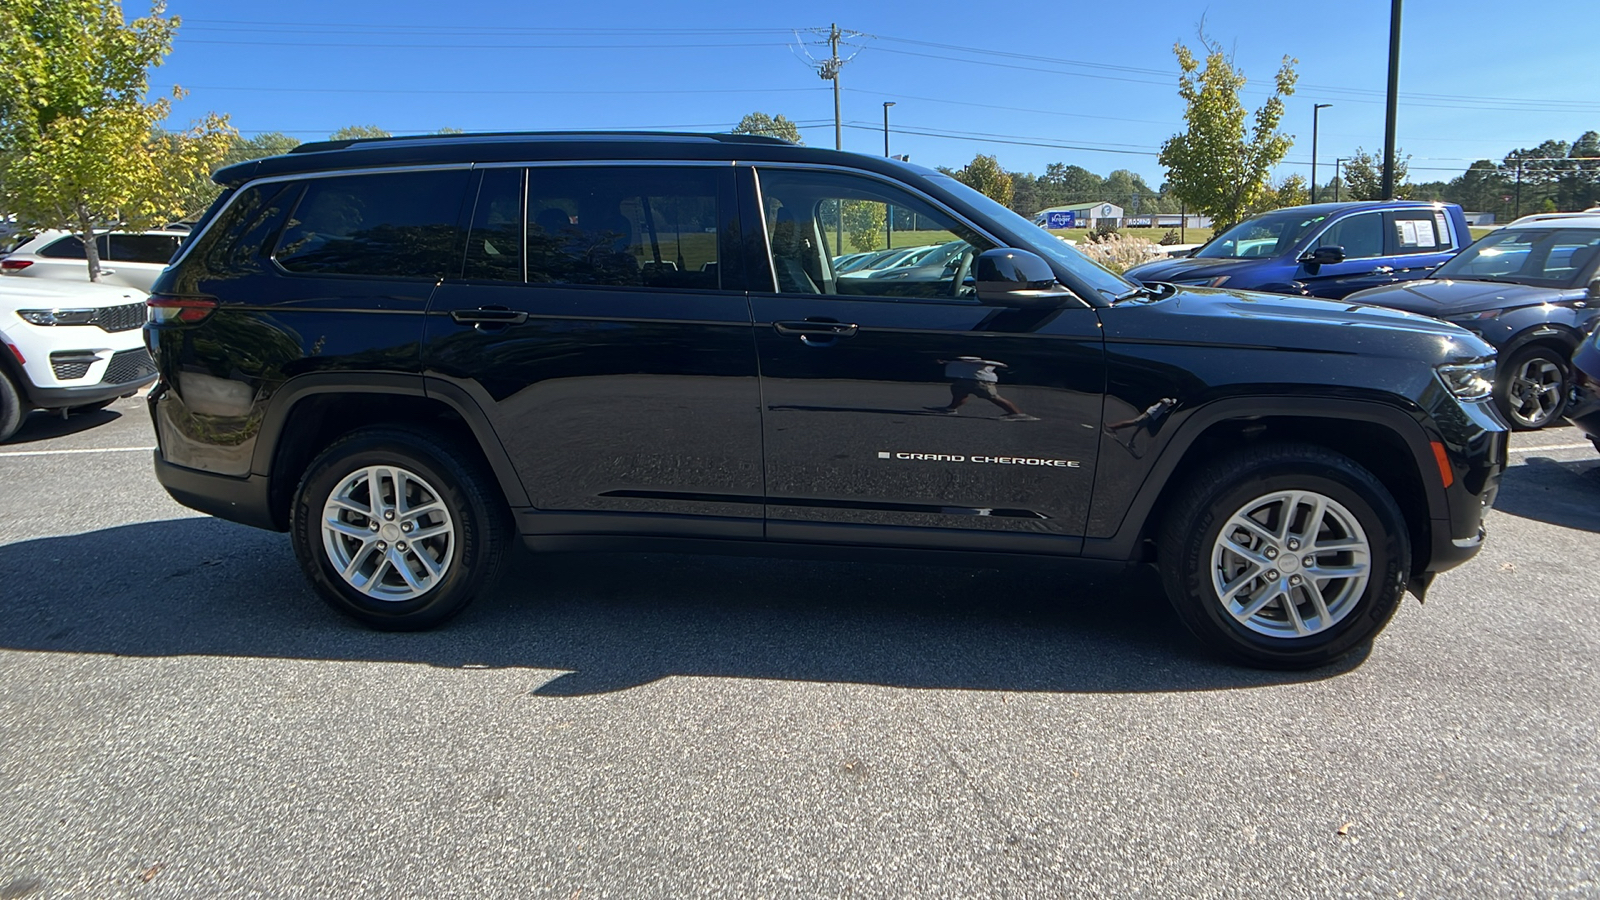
[[212, 130, 929, 186]]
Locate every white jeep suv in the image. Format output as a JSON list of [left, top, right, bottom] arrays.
[[1, 228, 187, 292], [0, 278, 156, 441]]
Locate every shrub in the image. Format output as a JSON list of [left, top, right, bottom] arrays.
[[1075, 232, 1165, 274], [1091, 219, 1121, 241], [1158, 229, 1181, 245]]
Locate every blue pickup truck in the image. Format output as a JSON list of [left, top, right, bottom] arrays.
[[1126, 201, 1473, 298]]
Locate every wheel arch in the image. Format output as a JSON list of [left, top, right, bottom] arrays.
[[252, 373, 528, 531], [1087, 397, 1444, 576]]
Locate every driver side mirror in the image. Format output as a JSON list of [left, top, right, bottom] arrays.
[[1300, 245, 1346, 266], [972, 249, 1075, 309]]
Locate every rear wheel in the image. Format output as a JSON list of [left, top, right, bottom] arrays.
[[1495, 345, 1569, 430], [0, 371, 24, 442], [291, 427, 511, 630], [1157, 444, 1410, 669]]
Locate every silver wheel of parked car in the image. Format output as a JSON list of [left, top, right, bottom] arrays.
[[321, 464, 456, 602], [1210, 489, 1372, 639], [1502, 352, 1566, 429]]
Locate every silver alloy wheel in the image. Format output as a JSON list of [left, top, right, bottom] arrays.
[[321, 465, 455, 602], [1507, 357, 1564, 427], [1210, 490, 1371, 639]]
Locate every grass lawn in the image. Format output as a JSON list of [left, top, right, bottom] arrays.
[[1468, 226, 1499, 241]]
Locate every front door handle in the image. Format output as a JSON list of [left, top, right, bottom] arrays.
[[1371, 266, 1395, 275], [451, 307, 528, 327], [773, 320, 858, 337]]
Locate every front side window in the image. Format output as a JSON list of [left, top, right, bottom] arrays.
[[1314, 213, 1384, 259], [756, 168, 996, 301], [275, 169, 469, 279]]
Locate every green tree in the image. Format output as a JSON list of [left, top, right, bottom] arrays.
[[1343, 147, 1411, 200], [842, 200, 886, 252], [732, 112, 801, 144], [952, 154, 1013, 206], [330, 125, 391, 140], [1039, 163, 1103, 206], [0, 0, 233, 280], [1158, 34, 1298, 230]]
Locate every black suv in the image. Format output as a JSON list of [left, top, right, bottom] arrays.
[[147, 132, 1507, 668]]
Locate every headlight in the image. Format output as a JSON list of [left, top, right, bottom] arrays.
[[17, 308, 97, 326], [1436, 360, 1495, 401], [1174, 276, 1230, 287]]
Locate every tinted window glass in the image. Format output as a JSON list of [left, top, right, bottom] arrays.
[[275, 170, 469, 278], [107, 233, 183, 264], [463, 168, 524, 282], [1315, 213, 1384, 258], [1435, 227, 1600, 288], [1195, 210, 1328, 259], [1389, 212, 1448, 255], [176, 182, 303, 287], [39, 236, 87, 259], [757, 168, 996, 301], [523, 167, 721, 290]]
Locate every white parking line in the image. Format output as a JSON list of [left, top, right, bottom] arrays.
[[1508, 442, 1593, 453], [0, 446, 155, 458]]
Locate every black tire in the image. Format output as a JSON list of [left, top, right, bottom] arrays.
[[291, 426, 511, 630], [1494, 344, 1570, 431], [0, 371, 25, 443], [1156, 443, 1411, 669]]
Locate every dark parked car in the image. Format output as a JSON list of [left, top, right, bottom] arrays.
[[1568, 324, 1600, 453], [147, 132, 1506, 669], [1126, 201, 1472, 299], [1346, 212, 1600, 430]]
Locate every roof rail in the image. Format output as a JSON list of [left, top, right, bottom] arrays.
[[289, 130, 795, 155]]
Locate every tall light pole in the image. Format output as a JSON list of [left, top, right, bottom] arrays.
[[1381, 0, 1403, 199], [882, 101, 895, 157], [1311, 103, 1332, 203], [1335, 158, 1346, 201]]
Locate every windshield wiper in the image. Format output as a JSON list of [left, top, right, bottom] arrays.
[[1111, 282, 1168, 303]]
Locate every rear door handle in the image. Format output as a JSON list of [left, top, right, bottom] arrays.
[[451, 307, 528, 326], [773, 320, 858, 337]]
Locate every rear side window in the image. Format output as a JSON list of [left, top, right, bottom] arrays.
[[515, 166, 723, 290], [39, 236, 88, 259], [1388, 211, 1450, 255], [107, 233, 183, 264], [462, 168, 524, 282], [274, 170, 469, 279]]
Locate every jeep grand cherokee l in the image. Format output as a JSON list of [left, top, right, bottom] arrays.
[[146, 132, 1507, 669]]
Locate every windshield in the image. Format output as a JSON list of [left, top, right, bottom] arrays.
[[1194, 210, 1330, 259], [1434, 227, 1600, 288], [928, 174, 1133, 300]]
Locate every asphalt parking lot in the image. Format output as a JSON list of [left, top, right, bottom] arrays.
[[1, 394, 1596, 899]]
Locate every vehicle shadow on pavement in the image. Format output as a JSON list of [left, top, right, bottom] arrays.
[[0, 516, 1363, 695], [1492, 455, 1600, 533], [1, 407, 124, 445]]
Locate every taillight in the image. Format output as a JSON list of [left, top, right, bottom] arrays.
[[1, 258, 34, 270], [146, 295, 218, 324]]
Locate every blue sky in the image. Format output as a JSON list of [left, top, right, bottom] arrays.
[[149, 0, 1600, 191]]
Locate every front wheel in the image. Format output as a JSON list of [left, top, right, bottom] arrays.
[[0, 371, 24, 443], [1157, 444, 1410, 669], [291, 427, 511, 630], [1495, 345, 1570, 430]]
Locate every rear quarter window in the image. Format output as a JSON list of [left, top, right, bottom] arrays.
[[274, 169, 470, 279]]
